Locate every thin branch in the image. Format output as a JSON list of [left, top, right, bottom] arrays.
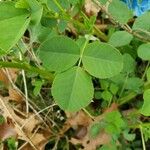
[[0, 61, 54, 82]]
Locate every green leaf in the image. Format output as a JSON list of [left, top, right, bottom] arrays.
[[100, 79, 110, 90], [0, 115, 5, 125], [108, 0, 133, 24], [123, 130, 136, 141], [15, 0, 29, 9], [47, 0, 70, 12], [124, 77, 143, 92], [146, 67, 150, 82], [122, 53, 136, 74], [94, 91, 102, 99], [137, 43, 150, 61], [108, 31, 133, 47], [69, 0, 80, 5], [101, 90, 113, 102], [58, 20, 67, 32], [6, 138, 17, 150], [142, 126, 150, 142], [109, 83, 119, 95], [105, 111, 126, 135], [98, 0, 108, 5], [51, 67, 94, 112], [110, 73, 126, 87], [30, 24, 57, 43], [133, 12, 150, 32], [38, 36, 80, 72], [90, 123, 102, 138], [140, 89, 150, 116], [16, 0, 43, 25], [26, 0, 43, 25], [0, 2, 30, 51], [32, 80, 44, 96], [82, 42, 123, 79]]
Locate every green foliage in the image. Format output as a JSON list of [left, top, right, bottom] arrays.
[[124, 77, 143, 92], [0, 115, 5, 124], [104, 111, 126, 135], [0, 1, 30, 52], [89, 122, 103, 138], [138, 43, 150, 61], [108, 0, 133, 24], [142, 126, 150, 142], [133, 12, 150, 32], [146, 67, 150, 81], [0, 0, 150, 149], [82, 42, 123, 78], [101, 90, 113, 102], [32, 79, 44, 96], [108, 31, 133, 47], [38, 36, 80, 72], [6, 138, 17, 150], [122, 53, 136, 74], [123, 129, 136, 141], [51, 67, 94, 111], [140, 89, 150, 116]]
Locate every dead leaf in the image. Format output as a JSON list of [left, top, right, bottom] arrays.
[[85, 0, 100, 16], [0, 96, 48, 149], [22, 131, 51, 150], [0, 117, 17, 141], [68, 104, 118, 150], [66, 111, 93, 127], [0, 69, 9, 86], [7, 68, 19, 82], [0, 69, 19, 87], [70, 131, 111, 150], [60, 111, 92, 136], [8, 88, 24, 103]]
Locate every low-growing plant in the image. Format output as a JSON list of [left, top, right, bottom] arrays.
[[0, 0, 150, 149]]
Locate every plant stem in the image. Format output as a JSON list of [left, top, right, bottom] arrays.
[[53, 0, 65, 13], [142, 61, 150, 80], [130, 122, 150, 129], [140, 125, 146, 150], [78, 36, 90, 67], [19, 52, 29, 115], [119, 73, 129, 98], [0, 61, 54, 82], [82, 108, 95, 120], [118, 81, 150, 106], [51, 0, 108, 41], [118, 91, 137, 106]]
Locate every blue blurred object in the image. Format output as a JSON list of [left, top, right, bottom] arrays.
[[122, 0, 150, 16]]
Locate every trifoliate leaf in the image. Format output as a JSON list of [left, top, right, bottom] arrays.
[[82, 42, 123, 79], [38, 36, 80, 72], [52, 67, 94, 112]]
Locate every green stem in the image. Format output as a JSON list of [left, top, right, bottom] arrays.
[[78, 36, 90, 67], [82, 108, 95, 120], [119, 73, 129, 98], [0, 61, 54, 82], [142, 61, 150, 80], [130, 122, 150, 129], [52, 0, 65, 13], [119, 81, 150, 106], [140, 125, 146, 150], [118, 91, 137, 106], [50, 1, 108, 41]]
